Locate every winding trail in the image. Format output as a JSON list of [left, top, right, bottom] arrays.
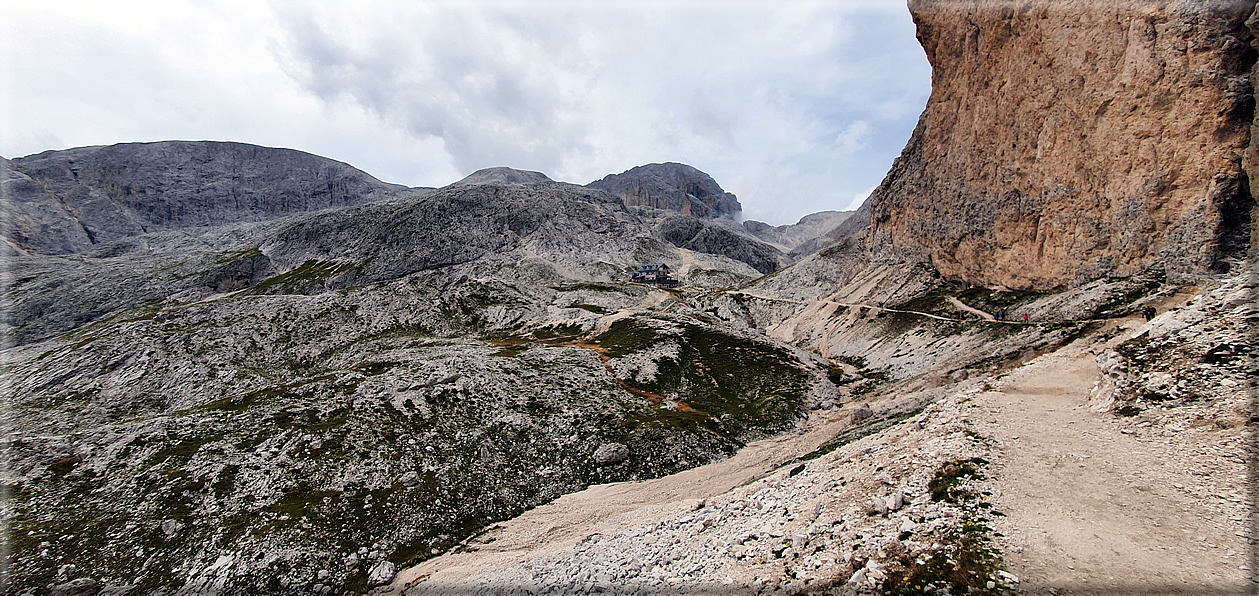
[[726, 290, 994, 323]]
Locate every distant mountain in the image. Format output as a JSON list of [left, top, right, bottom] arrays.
[[454, 166, 552, 186], [741, 211, 853, 253], [586, 162, 741, 219], [3, 141, 413, 255]]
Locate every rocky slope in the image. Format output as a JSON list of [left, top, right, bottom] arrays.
[[2, 141, 415, 256], [587, 163, 742, 220], [0, 146, 836, 594], [390, 266, 1253, 595], [866, 0, 1256, 290]]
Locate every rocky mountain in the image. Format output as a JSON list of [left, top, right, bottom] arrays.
[[5, 0, 1256, 593], [0, 142, 831, 593], [453, 167, 551, 186], [866, 0, 1256, 290], [741, 210, 853, 254], [2, 141, 415, 256], [587, 163, 742, 219]]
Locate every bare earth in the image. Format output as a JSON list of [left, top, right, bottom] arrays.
[[976, 316, 1253, 595]]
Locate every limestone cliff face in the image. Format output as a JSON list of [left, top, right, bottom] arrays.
[[869, 0, 1256, 290]]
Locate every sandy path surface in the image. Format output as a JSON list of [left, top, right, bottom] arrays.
[[973, 318, 1253, 595], [389, 409, 857, 594]]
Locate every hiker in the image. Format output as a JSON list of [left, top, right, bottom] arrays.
[[1022, 314, 1029, 322], [1142, 305, 1156, 322]]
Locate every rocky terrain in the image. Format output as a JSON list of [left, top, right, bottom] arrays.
[[4, 0, 1256, 594], [868, 0, 1256, 289], [2, 141, 417, 256], [0, 147, 842, 595], [388, 266, 1254, 595], [587, 163, 743, 220], [741, 212, 853, 254]]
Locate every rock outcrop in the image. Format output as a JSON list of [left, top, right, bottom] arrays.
[[3, 141, 410, 255], [587, 163, 742, 219], [658, 216, 785, 274], [454, 166, 552, 186], [868, 0, 1256, 290]]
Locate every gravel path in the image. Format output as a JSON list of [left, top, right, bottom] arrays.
[[975, 316, 1254, 595]]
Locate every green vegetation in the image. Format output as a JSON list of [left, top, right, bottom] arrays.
[[891, 290, 956, 318], [594, 317, 808, 438], [1089, 273, 1166, 318], [1117, 405, 1143, 417], [250, 260, 360, 294], [929, 457, 987, 503], [788, 405, 926, 465], [550, 282, 634, 293], [568, 303, 610, 314], [884, 457, 1010, 596], [214, 246, 264, 265], [956, 287, 1047, 314]]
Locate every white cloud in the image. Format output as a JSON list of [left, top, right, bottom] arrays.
[[847, 184, 878, 211], [835, 120, 870, 154], [1, 0, 930, 224]]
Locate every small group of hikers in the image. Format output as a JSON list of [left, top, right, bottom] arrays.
[[993, 311, 1029, 322], [1141, 305, 1157, 322]]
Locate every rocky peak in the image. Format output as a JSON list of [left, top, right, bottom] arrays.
[[866, 0, 1256, 290], [586, 162, 742, 219], [4, 140, 407, 254], [454, 167, 552, 186]]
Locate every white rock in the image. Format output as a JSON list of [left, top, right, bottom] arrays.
[[367, 561, 397, 587]]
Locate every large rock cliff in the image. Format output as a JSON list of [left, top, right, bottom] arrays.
[[869, 0, 1256, 290]]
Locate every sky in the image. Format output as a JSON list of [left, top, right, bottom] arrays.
[[0, 0, 931, 225]]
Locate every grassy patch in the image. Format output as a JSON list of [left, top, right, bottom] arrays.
[[788, 405, 926, 465], [929, 458, 987, 503], [550, 282, 633, 293], [250, 260, 359, 295], [1116, 405, 1143, 417], [955, 287, 1048, 315], [594, 318, 808, 438], [884, 458, 1009, 595]]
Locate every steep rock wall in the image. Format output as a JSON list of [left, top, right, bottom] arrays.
[[870, 0, 1256, 290]]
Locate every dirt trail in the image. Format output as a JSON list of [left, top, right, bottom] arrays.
[[946, 295, 993, 320], [390, 410, 858, 594], [972, 317, 1252, 594]]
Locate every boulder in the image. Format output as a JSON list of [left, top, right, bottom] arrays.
[[50, 578, 100, 596], [592, 443, 630, 465], [367, 561, 397, 587]]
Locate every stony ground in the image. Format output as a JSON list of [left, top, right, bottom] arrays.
[[379, 271, 1256, 596]]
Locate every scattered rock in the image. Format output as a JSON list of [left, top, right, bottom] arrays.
[[367, 561, 397, 587], [160, 519, 182, 537], [50, 578, 100, 596], [592, 443, 630, 466], [850, 403, 874, 422]]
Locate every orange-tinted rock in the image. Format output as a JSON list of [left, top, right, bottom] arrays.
[[870, 0, 1256, 290]]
